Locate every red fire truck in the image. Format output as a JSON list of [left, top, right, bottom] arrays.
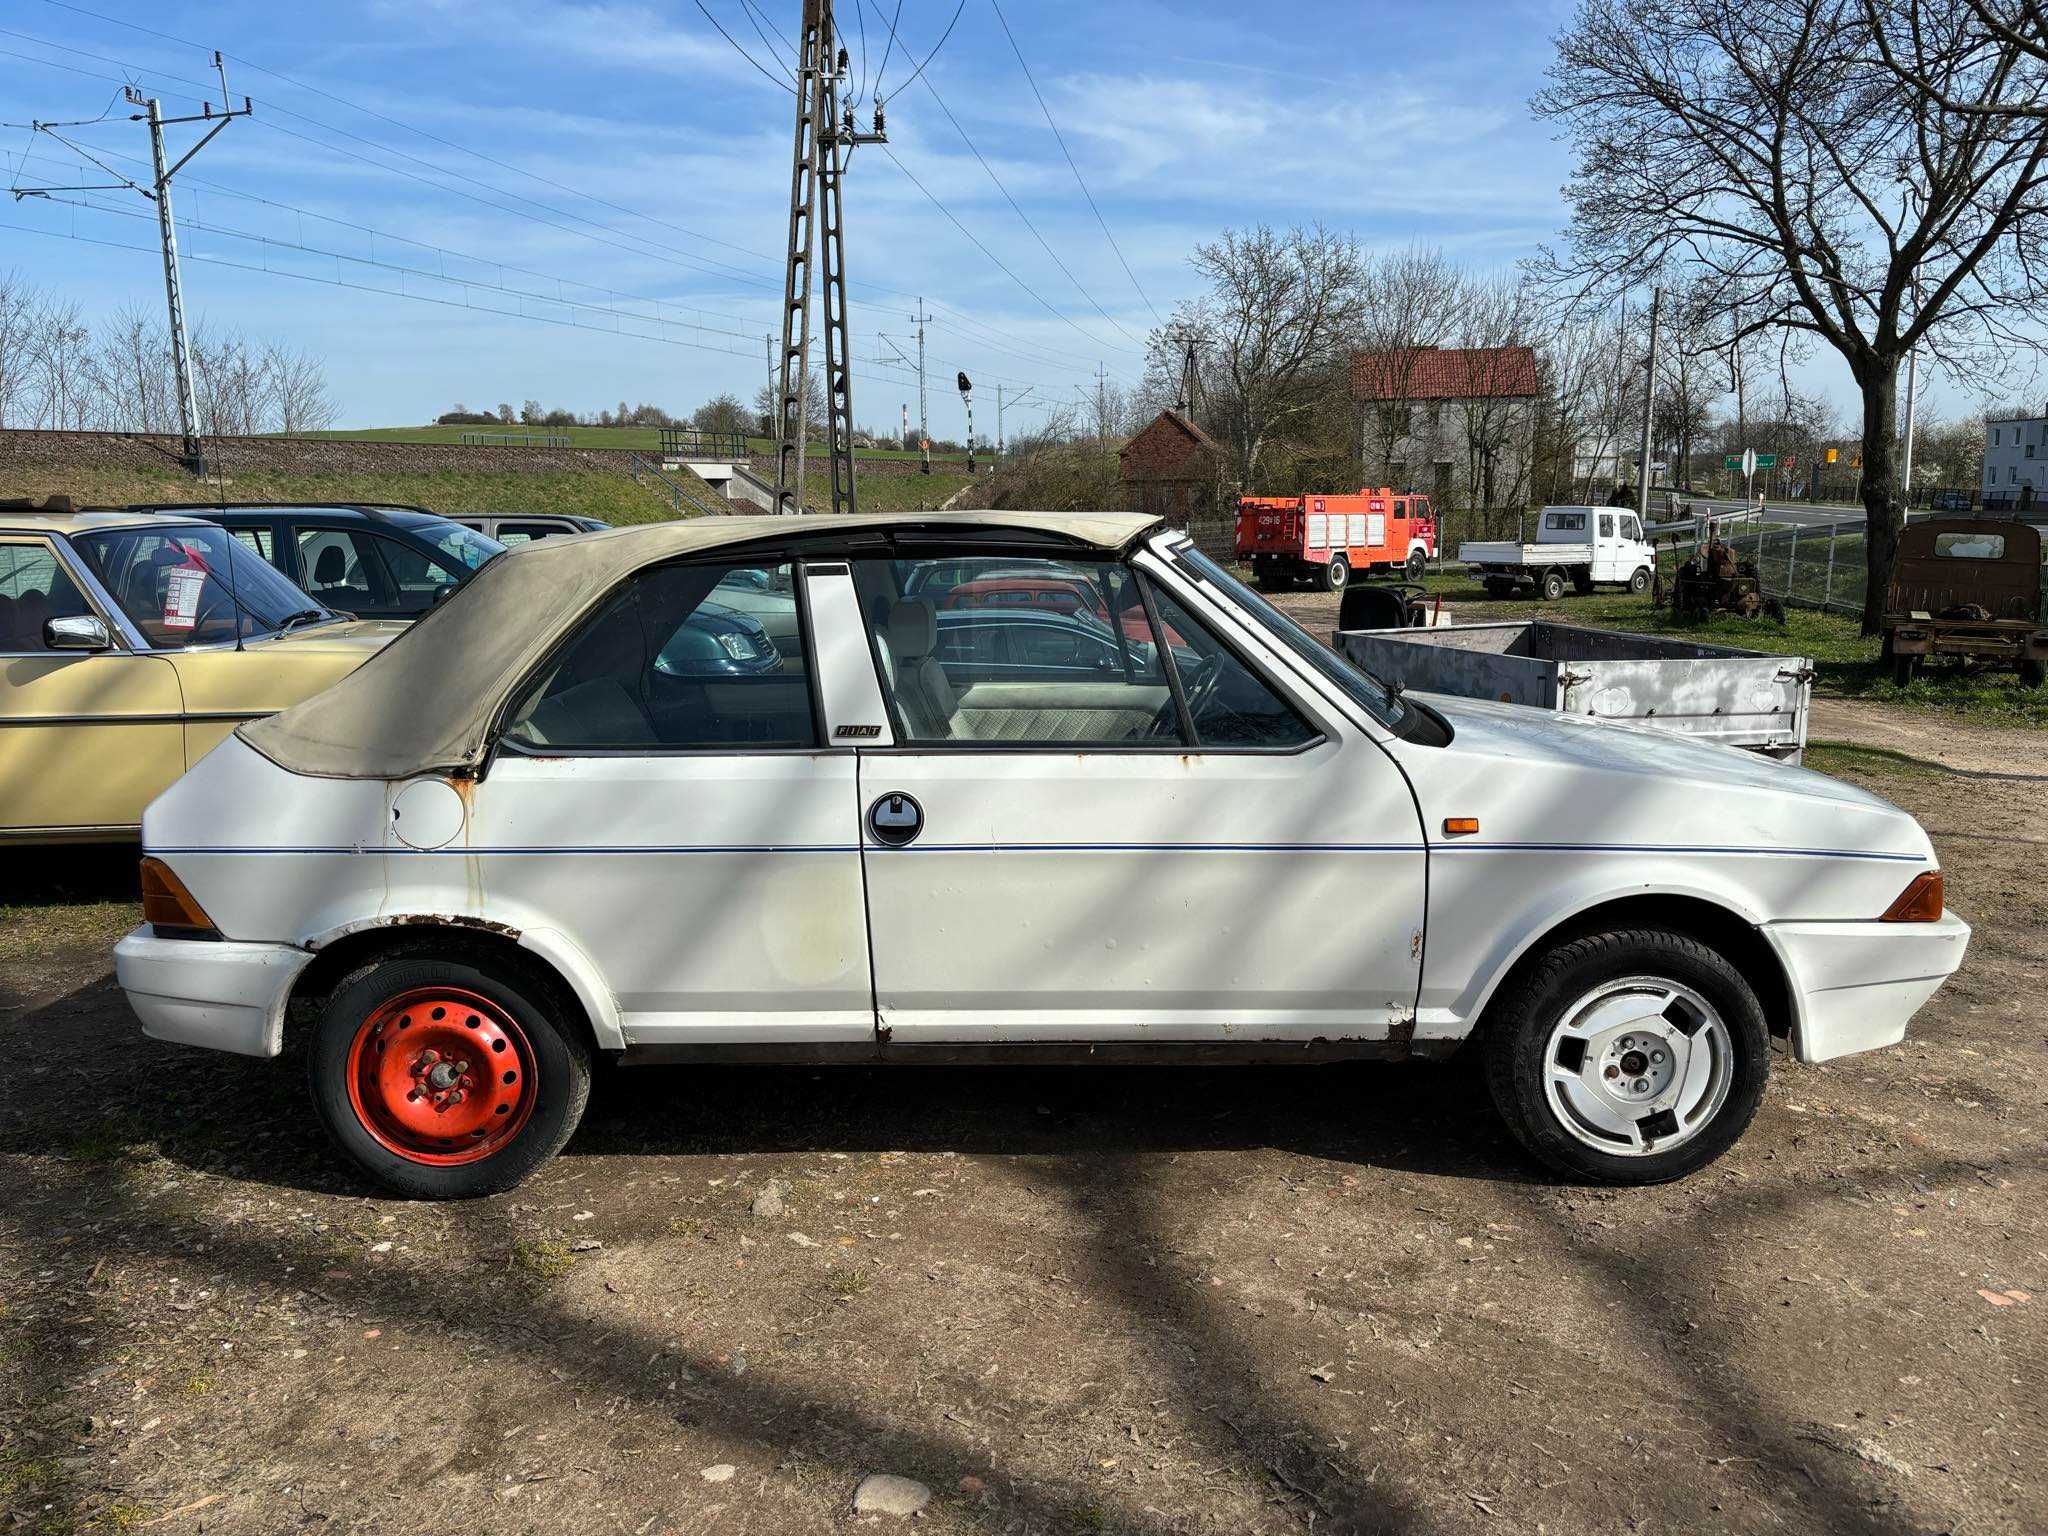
[[1234, 488, 1436, 591]]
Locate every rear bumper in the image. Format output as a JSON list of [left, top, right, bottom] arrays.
[[1764, 911, 1971, 1063], [114, 926, 311, 1059]]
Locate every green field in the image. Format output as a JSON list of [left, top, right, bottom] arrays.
[[0, 462, 689, 526], [292, 423, 975, 465]]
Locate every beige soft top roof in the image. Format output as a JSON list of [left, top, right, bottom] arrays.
[[238, 509, 1163, 780]]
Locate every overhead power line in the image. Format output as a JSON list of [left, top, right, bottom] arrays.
[[9, 10, 1141, 403], [986, 0, 1162, 326]]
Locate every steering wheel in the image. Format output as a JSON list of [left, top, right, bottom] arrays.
[[1151, 651, 1219, 738]]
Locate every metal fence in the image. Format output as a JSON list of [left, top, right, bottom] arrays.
[[1747, 512, 2048, 616], [458, 431, 573, 447]]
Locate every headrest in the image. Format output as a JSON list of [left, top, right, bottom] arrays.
[[887, 597, 937, 659]]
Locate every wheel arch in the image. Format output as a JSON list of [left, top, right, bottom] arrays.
[[1468, 892, 1797, 1047], [285, 918, 624, 1054]]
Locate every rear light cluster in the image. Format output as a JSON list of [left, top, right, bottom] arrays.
[[140, 857, 220, 938], [1880, 870, 1943, 923]]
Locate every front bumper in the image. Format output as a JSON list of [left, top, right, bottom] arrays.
[[1764, 911, 1972, 1063], [114, 926, 312, 1059]]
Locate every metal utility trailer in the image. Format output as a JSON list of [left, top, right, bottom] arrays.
[[1334, 620, 1814, 762]]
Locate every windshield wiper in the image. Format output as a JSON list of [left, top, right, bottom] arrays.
[[275, 607, 333, 634]]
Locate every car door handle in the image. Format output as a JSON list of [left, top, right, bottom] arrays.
[[867, 792, 924, 847]]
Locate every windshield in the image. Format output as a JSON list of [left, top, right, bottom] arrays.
[[1168, 543, 1410, 729], [416, 520, 504, 571], [71, 524, 336, 647]]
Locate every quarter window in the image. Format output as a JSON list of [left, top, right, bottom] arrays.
[[505, 562, 814, 751]]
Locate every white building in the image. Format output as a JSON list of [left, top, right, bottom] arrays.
[[1983, 413, 2048, 510]]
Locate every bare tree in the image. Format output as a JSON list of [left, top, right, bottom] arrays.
[[1353, 245, 1463, 478], [1534, 0, 2048, 630], [267, 343, 338, 433], [30, 301, 96, 429], [0, 274, 46, 430], [1867, 0, 2048, 115], [1172, 224, 1365, 489]]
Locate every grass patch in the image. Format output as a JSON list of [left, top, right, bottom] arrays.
[[289, 423, 974, 465], [0, 463, 681, 527], [0, 901, 140, 964], [823, 1266, 870, 1299], [0, 1455, 63, 1499], [804, 469, 975, 513], [508, 1236, 575, 1283], [1803, 742, 1946, 781]]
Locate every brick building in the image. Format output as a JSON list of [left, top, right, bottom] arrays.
[[1118, 410, 1229, 552], [1351, 344, 1539, 512]]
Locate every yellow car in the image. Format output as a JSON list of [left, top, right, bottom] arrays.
[[1, 499, 403, 842]]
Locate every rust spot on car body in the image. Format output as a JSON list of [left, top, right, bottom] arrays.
[[309, 913, 521, 951], [1387, 1012, 1416, 1049]]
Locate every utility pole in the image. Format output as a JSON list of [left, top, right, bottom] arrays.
[[995, 384, 1032, 456], [1636, 285, 1661, 527], [12, 55, 251, 473], [915, 298, 930, 475], [1166, 327, 1206, 416], [900, 402, 910, 453], [1093, 362, 1110, 450], [764, 334, 775, 441], [773, 0, 883, 515]]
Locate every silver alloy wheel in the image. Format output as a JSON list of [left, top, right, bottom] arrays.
[[1540, 975, 1735, 1156]]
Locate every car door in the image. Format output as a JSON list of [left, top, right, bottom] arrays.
[[0, 536, 183, 837], [1593, 513, 1622, 581], [473, 555, 873, 1043], [841, 546, 1427, 1042]]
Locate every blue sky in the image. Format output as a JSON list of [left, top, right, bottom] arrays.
[[5, 0, 1590, 432]]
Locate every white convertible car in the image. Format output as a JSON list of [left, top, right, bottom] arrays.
[[114, 512, 1969, 1198]]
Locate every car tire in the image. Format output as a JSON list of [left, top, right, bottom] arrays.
[[1628, 566, 1652, 594], [1482, 926, 1770, 1185], [2019, 659, 2045, 688], [1483, 578, 1514, 599], [1541, 569, 1568, 602], [1405, 548, 1427, 580], [1321, 556, 1350, 593], [1893, 652, 1921, 687], [308, 946, 592, 1199]]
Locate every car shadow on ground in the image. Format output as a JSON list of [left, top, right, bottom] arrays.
[[1, 970, 1530, 1199]]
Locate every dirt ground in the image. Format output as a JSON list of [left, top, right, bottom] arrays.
[[3, 689, 2043, 1535]]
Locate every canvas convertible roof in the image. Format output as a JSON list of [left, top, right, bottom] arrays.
[[238, 509, 1163, 780]]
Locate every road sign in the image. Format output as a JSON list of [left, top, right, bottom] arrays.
[[1723, 455, 1742, 470], [1825, 448, 1839, 464], [1754, 453, 1777, 469], [1742, 448, 1757, 478]]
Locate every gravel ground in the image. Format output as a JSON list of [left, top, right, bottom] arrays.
[[1, 704, 2041, 1536]]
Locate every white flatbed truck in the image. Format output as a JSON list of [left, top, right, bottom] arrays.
[[1461, 506, 1657, 601]]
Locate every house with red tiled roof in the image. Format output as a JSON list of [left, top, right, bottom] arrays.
[[1351, 344, 1539, 512]]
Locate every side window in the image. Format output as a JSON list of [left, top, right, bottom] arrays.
[[0, 542, 93, 651], [1142, 580, 1318, 749], [296, 528, 381, 607], [1621, 515, 1641, 541], [1598, 513, 1616, 538], [505, 561, 814, 751], [230, 527, 274, 560], [498, 522, 558, 545], [853, 556, 1184, 747], [370, 536, 460, 614]]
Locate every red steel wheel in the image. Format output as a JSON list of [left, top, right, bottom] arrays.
[[344, 986, 538, 1166]]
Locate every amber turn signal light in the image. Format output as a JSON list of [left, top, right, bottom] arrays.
[[140, 857, 218, 936], [1443, 817, 1480, 836], [1880, 870, 1943, 922]]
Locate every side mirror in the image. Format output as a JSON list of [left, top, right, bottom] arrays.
[[44, 614, 111, 651]]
